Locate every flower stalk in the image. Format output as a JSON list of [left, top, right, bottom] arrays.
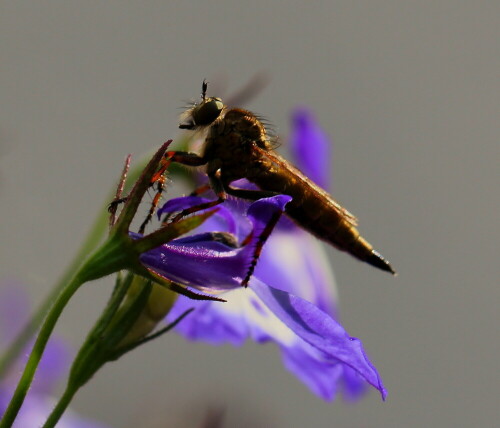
[[0, 271, 85, 428], [0, 141, 215, 427], [0, 154, 145, 381], [42, 274, 190, 428]]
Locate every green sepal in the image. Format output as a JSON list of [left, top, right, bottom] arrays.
[[67, 273, 152, 388]]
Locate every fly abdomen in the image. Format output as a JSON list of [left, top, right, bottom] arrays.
[[321, 217, 396, 275], [274, 176, 395, 274]]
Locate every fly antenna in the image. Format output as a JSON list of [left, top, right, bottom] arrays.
[[201, 79, 208, 101]]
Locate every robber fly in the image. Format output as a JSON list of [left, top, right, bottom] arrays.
[[159, 81, 395, 276]]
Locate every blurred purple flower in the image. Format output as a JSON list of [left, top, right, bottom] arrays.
[[0, 283, 109, 428], [289, 106, 331, 189], [138, 108, 386, 401]]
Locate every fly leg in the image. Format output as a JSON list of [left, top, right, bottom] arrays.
[[225, 186, 281, 201], [163, 171, 227, 225], [225, 186, 283, 287], [150, 150, 206, 185], [189, 182, 212, 197], [160, 182, 213, 224], [139, 151, 207, 233], [139, 172, 168, 234]]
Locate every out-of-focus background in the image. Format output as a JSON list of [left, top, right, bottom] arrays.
[[1, 2, 498, 427]]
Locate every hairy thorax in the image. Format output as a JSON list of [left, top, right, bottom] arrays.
[[204, 108, 273, 183]]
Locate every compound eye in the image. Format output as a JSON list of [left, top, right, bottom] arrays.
[[192, 97, 224, 127]]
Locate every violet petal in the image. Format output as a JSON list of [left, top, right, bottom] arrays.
[[158, 196, 237, 235], [251, 280, 386, 399], [289, 107, 331, 190], [139, 196, 291, 292]]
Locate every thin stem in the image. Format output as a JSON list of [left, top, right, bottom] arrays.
[[0, 158, 146, 379], [0, 273, 85, 428], [0, 207, 107, 379], [41, 384, 78, 428]]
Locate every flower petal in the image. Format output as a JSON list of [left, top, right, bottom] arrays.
[[168, 280, 385, 400], [251, 280, 386, 400], [158, 196, 238, 235], [166, 289, 249, 346], [289, 107, 332, 190], [0, 390, 110, 428], [139, 196, 291, 292], [139, 238, 246, 292], [33, 338, 70, 394], [0, 284, 30, 345], [281, 340, 368, 401], [0, 284, 71, 395], [254, 228, 338, 317]]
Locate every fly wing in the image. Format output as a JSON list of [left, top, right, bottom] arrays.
[[256, 147, 359, 227], [329, 198, 359, 226]]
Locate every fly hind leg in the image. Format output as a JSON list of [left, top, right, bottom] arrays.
[[240, 206, 282, 287], [163, 171, 227, 225], [160, 182, 213, 224], [225, 185, 283, 287]]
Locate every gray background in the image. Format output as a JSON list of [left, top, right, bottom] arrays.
[[1, 2, 498, 427]]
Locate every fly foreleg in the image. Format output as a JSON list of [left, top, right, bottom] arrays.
[[165, 151, 206, 166], [139, 172, 168, 234], [151, 151, 206, 182], [140, 151, 208, 232]]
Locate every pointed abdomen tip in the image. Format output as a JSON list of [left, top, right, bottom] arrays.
[[367, 250, 397, 275]]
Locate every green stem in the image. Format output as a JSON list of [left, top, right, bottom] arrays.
[[41, 384, 79, 428], [0, 158, 146, 379], [39, 274, 134, 428], [0, 205, 108, 379], [0, 272, 85, 428]]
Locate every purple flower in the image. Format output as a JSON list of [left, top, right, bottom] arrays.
[[289, 107, 331, 190], [138, 107, 386, 401], [0, 283, 109, 428]]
